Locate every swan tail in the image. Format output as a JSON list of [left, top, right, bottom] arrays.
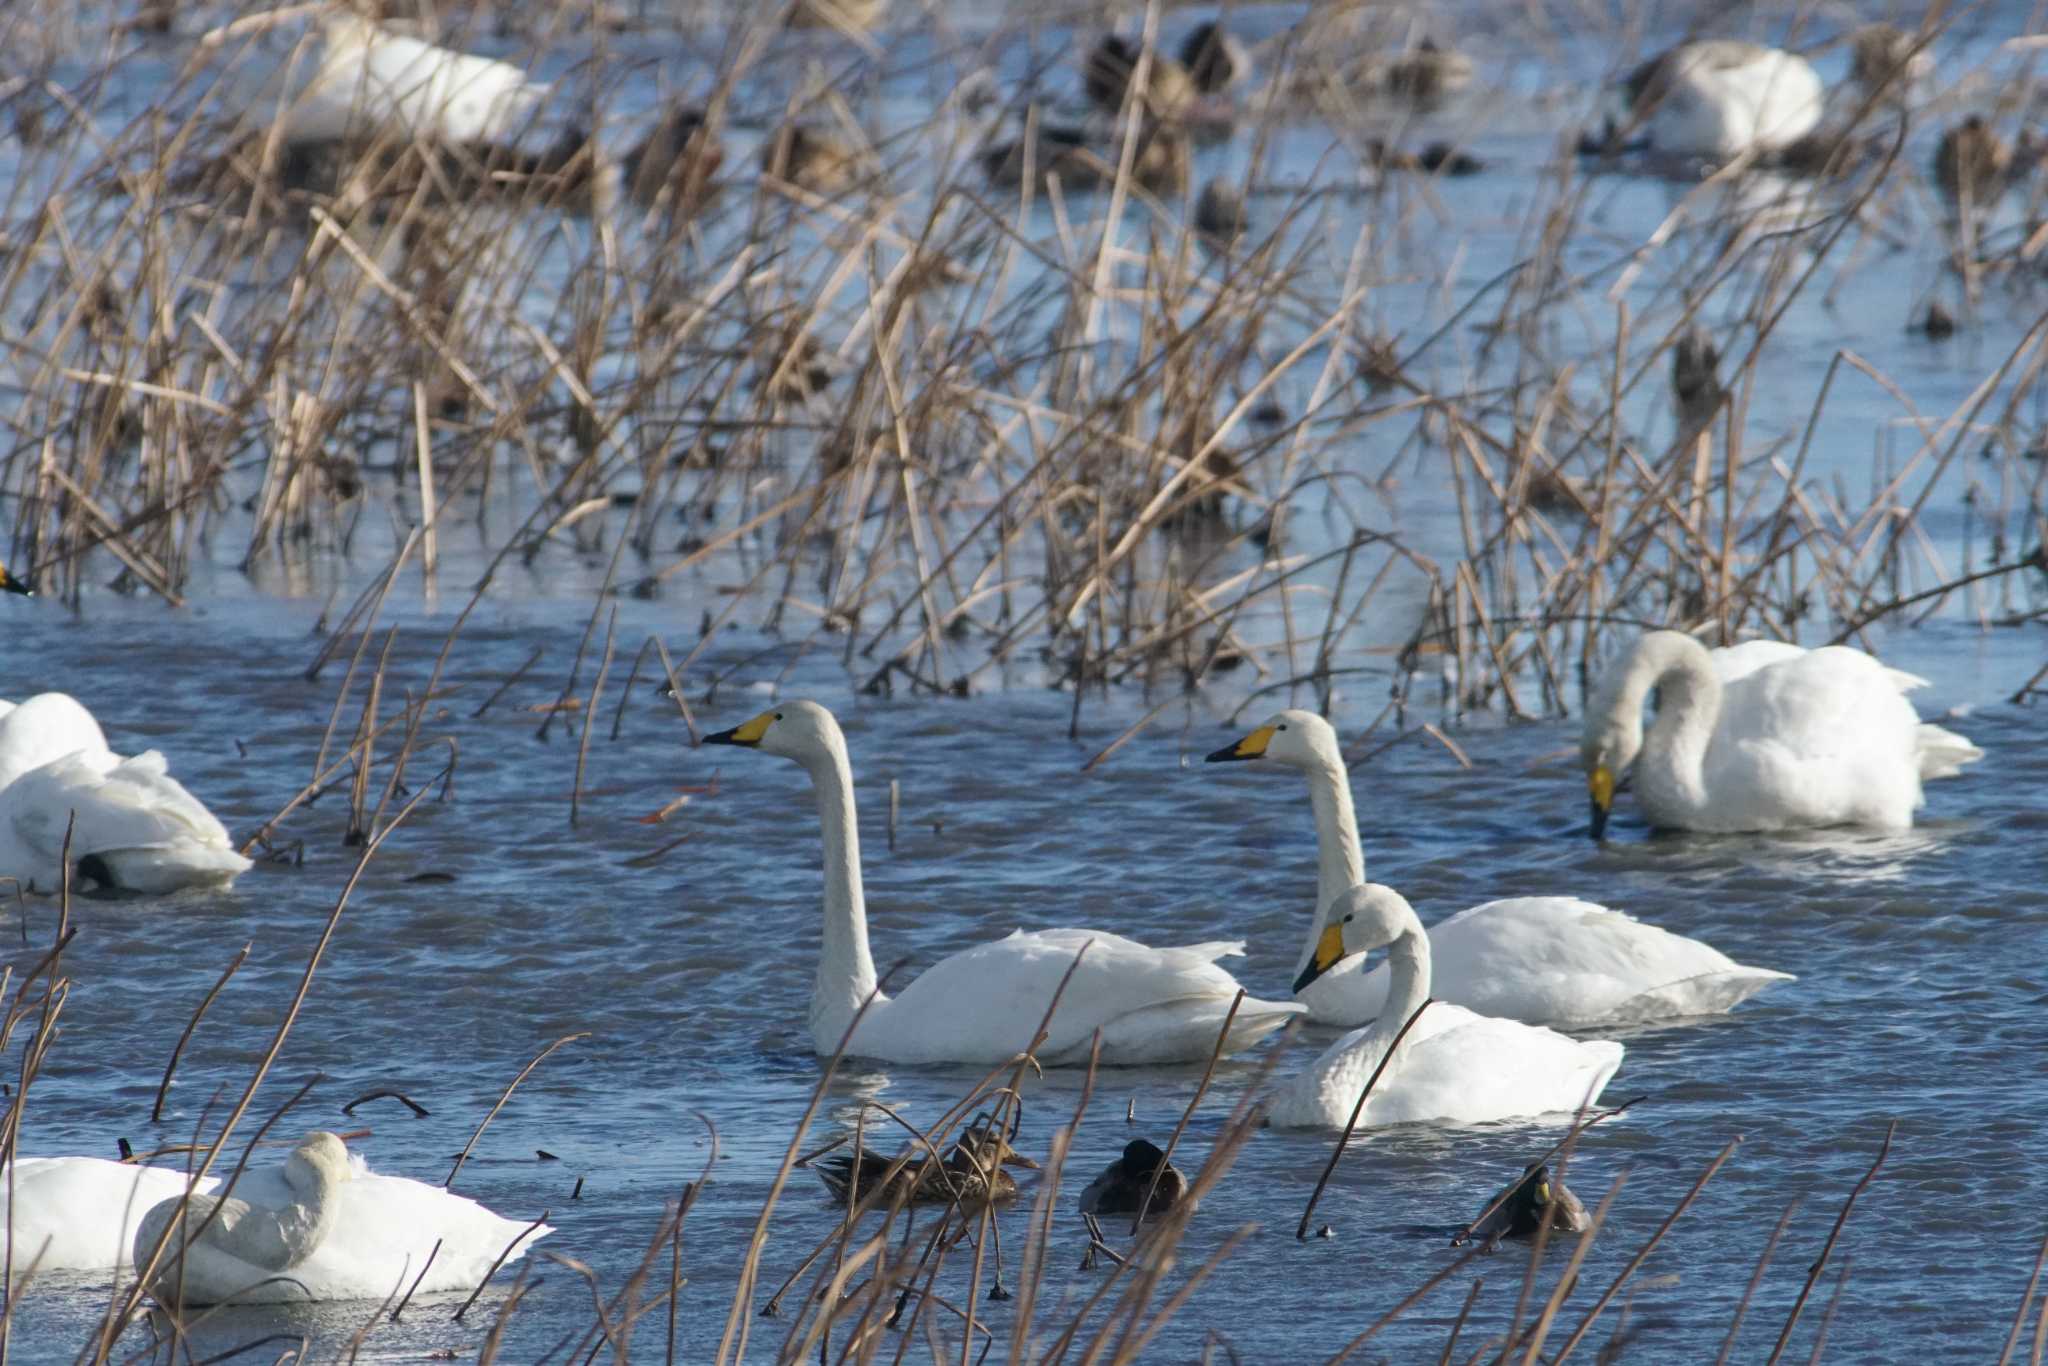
[[1915, 723, 1983, 781], [1068, 994, 1303, 1066], [1600, 967, 1795, 1025]]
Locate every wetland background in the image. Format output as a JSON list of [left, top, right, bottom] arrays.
[[2, 0, 2047, 1358]]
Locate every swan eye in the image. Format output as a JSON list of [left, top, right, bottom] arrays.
[[774, 712, 784, 720], [1277, 723, 1288, 731]]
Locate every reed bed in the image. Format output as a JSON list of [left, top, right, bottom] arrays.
[[0, 0, 2040, 726]]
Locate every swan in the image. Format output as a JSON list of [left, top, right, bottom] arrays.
[[702, 702, 1304, 1066], [1582, 631, 1983, 836], [1265, 885, 1624, 1130], [1206, 710, 1791, 1028], [134, 1132, 544, 1305], [1076, 1139, 1186, 1219], [260, 13, 548, 148], [0, 693, 252, 894], [1602, 41, 1823, 159]]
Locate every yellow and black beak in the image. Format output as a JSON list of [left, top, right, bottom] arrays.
[[1587, 766, 1614, 841], [1292, 920, 1349, 995], [1205, 723, 1274, 764], [702, 711, 775, 748], [0, 562, 30, 597]]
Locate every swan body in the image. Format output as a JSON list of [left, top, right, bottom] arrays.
[[265, 14, 547, 147], [134, 1133, 541, 1304], [1266, 885, 1624, 1130], [703, 702, 1303, 1066], [0, 1156, 210, 1272], [1207, 710, 1789, 1027], [1611, 41, 1823, 159], [1583, 632, 1982, 835], [0, 694, 251, 893]]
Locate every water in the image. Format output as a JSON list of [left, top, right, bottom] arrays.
[[4, 1, 2048, 1361]]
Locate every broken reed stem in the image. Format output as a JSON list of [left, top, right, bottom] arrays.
[[444, 1032, 592, 1188], [1999, 1226, 2048, 1366], [1451, 1095, 1644, 1246], [150, 942, 252, 1123], [1296, 1000, 1434, 1240], [1762, 1121, 1897, 1366], [1716, 1199, 1802, 1366]]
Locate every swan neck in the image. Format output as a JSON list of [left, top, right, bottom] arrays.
[[1299, 757, 1365, 971], [1372, 928, 1430, 1037], [809, 740, 879, 1047], [1633, 636, 1722, 818]]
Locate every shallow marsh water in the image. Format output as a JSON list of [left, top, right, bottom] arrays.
[[1, 0, 2047, 1361]]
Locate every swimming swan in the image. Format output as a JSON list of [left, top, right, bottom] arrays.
[[133, 1132, 543, 1305], [1582, 631, 1983, 835], [1265, 885, 1625, 1130], [1207, 710, 1790, 1028], [0, 693, 251, 894], [261, 13, 548, 148], [1604, 41, 1823, 159], [703, 701, 1304, 1065]]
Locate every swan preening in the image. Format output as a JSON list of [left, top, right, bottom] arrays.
[[0, 693, 250, 894], [1266, 885, 1624, 1130], [1600, 41, 1824, 160], [702, 701, 1304, 1065], [0, 1133, 542, 1303], [1208, 709, 1790, 1028], [1583, 632, 1982, 836]]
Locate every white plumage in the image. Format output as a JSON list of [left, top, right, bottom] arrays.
[[1583, 632, 1982, 834], [1266, 885, 1625, 1130], [1611, 41, 1824, 159], [704, 701, 1303, 1066], [1208, 710, 1790, 1028], [0, 693, 250, 894]]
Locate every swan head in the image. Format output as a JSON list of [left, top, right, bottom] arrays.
[[0, 557, 28, 595], [701, 699, 843, 765], [1580, 673, 1644, 842], [1205, 709, 1338, 769], [1292, 883, 1416, 993], [286, 1132, 354, 1192]]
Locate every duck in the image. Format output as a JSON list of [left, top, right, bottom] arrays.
[[1179, 22, 1251, 96], [1582, 631, 1983, 835], [1599, 41, 1824, 160], [260, 12, 549, 149], [132, 1132, 543, 1305], [1468, 1162, 1590, 1242], [787, 0, 886, 31], [1076, 1139, 1186, 1219], [702, 702, 1304, 1065], [981, 121, 1191, 196], [1266, 885, 1625, 1130], [1933, 115, 2013, 213], [815, 1123, 1037, 1211], [1084, 36, 1199, 119], [760, 123, 868, 195], [0, 693, 252, 894], [1369, 39, 1476, 103], [1206, 710, 1791, 1028], [622, 104, 722, 212], [1847, 24, 1932, 103]]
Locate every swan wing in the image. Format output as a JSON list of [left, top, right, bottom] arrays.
[[1361, 1007, 1624, 1128], [0, 692, 110, 790], [294, 17, 546, 146], [2, 751, 249, 891], [1712, 640, 1929, 695], [0, 1157, 214, 1272], [284, 1172, 547, 1299], [861, 928, 1301, 1066]]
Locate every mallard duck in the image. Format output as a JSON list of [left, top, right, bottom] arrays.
[[1179, 22, 1251, 95], [1076, 1139, 1186, 1219], [624, 104, 722, 211], [983, 121, 1190, 196], [1933, 115, 2012, 212], [1469, 1163, 1589, 1242], [1374, 39, 1475, 102], [1583, 632, 1982, 835], [1848, 23, 1932, 101], [1084, 36, 1198, 118], [815, 1125, 1038, 1211], [702, 702, 1303, 1065]]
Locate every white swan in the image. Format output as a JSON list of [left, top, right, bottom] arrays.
[[0, 693, 251, 894], [258, 13, 548, 148], [1266, 885, 1624, 1130], [703, 701, 1304, 1066], [1207, 710, 1790, 1028], [1582, 631, 1983, 835], [1606, 41, 1823, 159], [0, 1134, 543, 1301]]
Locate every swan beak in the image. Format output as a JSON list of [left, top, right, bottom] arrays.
[[1205, 724, 1274, 763], [702, 711, 774, 748], [0, 563, 29, 596], [1587, 766, 1614, 840], [1292, 921, 1347, 994]]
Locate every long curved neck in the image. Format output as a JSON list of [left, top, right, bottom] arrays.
[[1299, 926, 1431, 1112], [1296, 756, 1364, 973], [807, 739, 880, 1049], [280, 1159, 345, 1265], [1628, 635, 1722, 821]]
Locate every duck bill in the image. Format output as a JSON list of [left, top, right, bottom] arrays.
[[1205, 723, 1273, 764], [1292, 921, 1348, 994], [1587, 766, 1614, 841], [701, 712, 773, 748], [1002, 1149, 1040, 1171]]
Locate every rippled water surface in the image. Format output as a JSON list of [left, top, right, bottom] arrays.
[[4, 0, 2048, 1360]]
